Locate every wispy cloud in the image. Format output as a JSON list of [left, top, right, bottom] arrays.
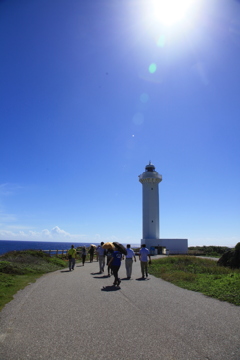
[[0, 183, 23, 196], [0, 211, 17, 223], [0, 226, 87, 242], [4, 225, 33, 230]]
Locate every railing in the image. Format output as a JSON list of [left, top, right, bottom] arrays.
[[42, 249, 94, 258], [42, 249, 69, 256]]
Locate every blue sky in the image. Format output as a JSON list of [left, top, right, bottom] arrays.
[[0, 0, 240, 247]]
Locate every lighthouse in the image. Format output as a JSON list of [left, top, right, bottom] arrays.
[[139, 162, 162, 249], [139, 162, 188, 254]]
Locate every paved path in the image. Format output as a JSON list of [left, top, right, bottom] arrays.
[[0, 257, 239, 360]]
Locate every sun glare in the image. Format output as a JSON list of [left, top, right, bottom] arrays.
[[151, 0, 196, 26]]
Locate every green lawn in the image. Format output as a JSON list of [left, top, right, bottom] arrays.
[[0, 273, 44, 311], [149, 256, 240, 306]]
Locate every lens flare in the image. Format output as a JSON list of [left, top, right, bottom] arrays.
[[157, 34, 166, 47], [140, 93, 149, 103], [132, 112, 144, 125], [149, 63, 157, 73]]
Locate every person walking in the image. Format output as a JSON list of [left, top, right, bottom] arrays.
[[81, 246, 87, 266], [106, 248, 113, 276], [125, 244, 136, 279], [68, 245, 77, 271], [96, 242, 106, 273], [139, 244, 151, 279], [108, 247, 122, 286], [96, 245, 101, 262], [89, 245, 95, 263]]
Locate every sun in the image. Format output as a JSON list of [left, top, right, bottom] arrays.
[[151, 0, 196, 26]]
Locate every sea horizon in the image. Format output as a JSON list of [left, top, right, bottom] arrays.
[[0, 240, 141, 256]]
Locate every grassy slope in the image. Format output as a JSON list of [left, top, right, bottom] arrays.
[[149, 256, 240, 306], [0, 250, 69, 311]]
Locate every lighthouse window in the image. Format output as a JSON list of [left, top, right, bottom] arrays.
[[151, 188, 153, 190], [152, 220, 153, 222]]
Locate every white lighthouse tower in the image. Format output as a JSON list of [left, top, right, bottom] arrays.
[[139, 162, 162, 249]]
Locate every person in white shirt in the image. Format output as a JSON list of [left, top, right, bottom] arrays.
[[96, 242, 106, 273], [125, 244, 136, 279], [139, 244, 151, 279]]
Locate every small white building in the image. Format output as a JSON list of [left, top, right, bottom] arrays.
[[139, 163, 188, 254], [143, 238, 188, 255]]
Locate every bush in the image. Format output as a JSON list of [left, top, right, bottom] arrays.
[[0, 261, 27, 275], [217, 245, 240, 269], [235, 242, 240, 251], [46, 257, 67, 267], [0, 250, 68, 275]]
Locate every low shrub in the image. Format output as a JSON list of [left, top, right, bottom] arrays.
[[0, 261, 28, 275]]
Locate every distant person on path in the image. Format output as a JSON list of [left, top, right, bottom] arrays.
[[125, 244, 136, 279], [96, 245, 101, 262], [106, 248, 113, 276], [139, 244, 151, 279], [89, 246, 95, 263], [68, 245, 77, 271], [96, 242, 106, 273], [108, 247, 122, 286], [81, 246, 87, 266]]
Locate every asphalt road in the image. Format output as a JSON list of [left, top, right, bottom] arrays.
[[0, 257, 239, 360]]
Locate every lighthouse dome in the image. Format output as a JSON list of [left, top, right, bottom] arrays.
[[145, 162, 155, 172]]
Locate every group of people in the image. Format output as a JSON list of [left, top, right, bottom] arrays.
[[67, 245, 94, 271], [67, 243, 151, 286]]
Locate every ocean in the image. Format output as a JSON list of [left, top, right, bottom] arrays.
[[0, 240, 140, 256]]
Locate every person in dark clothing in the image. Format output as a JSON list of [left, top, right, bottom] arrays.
[[106, 249, 113, 276], [108, 248, 122, 286], [81, 246, 87, 266], [89, 246, 95, 263]]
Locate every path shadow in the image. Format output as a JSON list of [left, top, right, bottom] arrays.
[[135, 277, 150, 281], [93, 275, 109, 279], [91, 272, 102, 275], [101, 285, 121, 292], [60, 270, 71, 273]]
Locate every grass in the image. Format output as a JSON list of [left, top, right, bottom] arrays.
[[0, 250, 70, 311], [0, 273, 44, 311], [149, 256, 240, 306]]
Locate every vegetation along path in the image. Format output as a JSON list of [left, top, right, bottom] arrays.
[[0, 254, 240, 360]]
